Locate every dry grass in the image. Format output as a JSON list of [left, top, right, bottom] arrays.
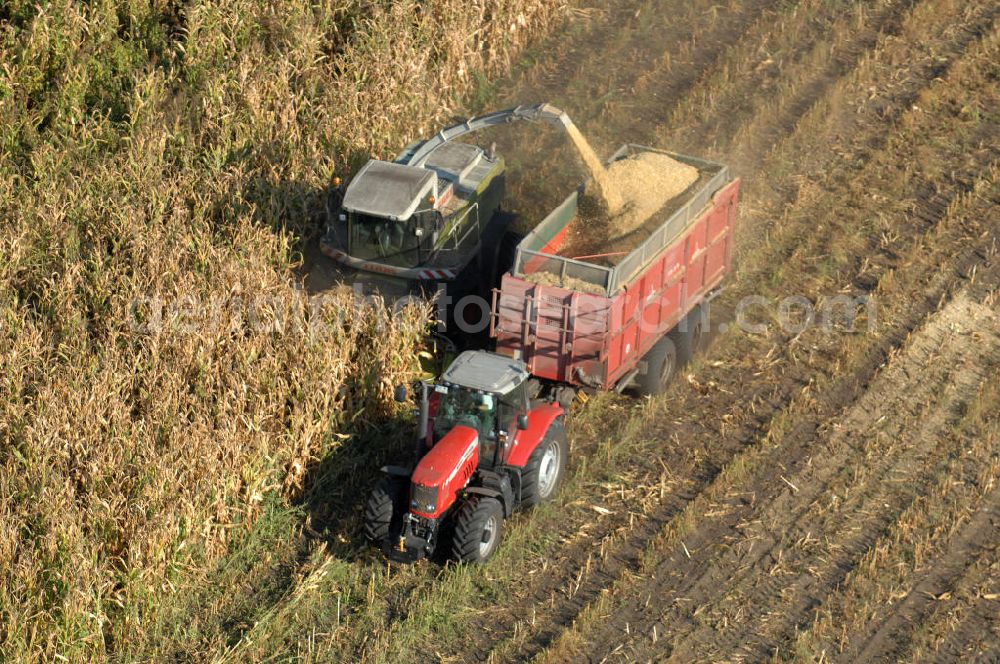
[[0, 0, 563, 660]]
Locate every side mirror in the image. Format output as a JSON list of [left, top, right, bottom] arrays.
[[517, 414, 530, 430], [393, 385, 407, 403]]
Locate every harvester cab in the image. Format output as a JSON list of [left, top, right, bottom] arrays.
[[365, 350, 567, 563], [321, 104, 572, 307]]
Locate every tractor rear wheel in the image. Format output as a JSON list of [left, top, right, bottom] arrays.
[[364, 476, 404, 544], [520, 420, 568, 507], [451, 496, 504, 563], [635, 332, 679, 396]]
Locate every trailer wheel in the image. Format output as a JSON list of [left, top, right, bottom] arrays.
[[520, 420, 568, 507], [363, 476, 404, 544], [635, 333, 678, 396], [677, 304, 708, 364], [451, 496, 504, 563]]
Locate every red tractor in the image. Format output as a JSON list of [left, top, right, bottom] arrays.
[[364, 350, 567, 563]]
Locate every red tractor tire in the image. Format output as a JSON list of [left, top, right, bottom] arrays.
[[451, 495, 504, 563], [520, 420, 568, 507]]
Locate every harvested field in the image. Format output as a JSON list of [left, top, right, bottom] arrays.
[[324, 1, 1000, 662], [6, 0, 1000, 662]]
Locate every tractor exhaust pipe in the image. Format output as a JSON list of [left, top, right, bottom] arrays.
[[416, 381, 430, 460]]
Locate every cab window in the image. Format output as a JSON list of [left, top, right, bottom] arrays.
[[498, 382, 528, 434]]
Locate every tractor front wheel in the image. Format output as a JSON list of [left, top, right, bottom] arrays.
[[520, 421, 568, 507], [451, 496, 504, 563], [364, 476, 404, 544]]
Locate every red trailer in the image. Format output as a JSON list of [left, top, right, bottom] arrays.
[[492, 145, 740, 396]]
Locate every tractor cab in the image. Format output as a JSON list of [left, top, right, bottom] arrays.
[[335, 160, 441, 269], [431, 351, 530, 468]]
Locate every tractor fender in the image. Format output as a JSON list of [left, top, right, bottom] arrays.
[[381, 465, 412, 478], [463, 485, 515, 518], [507, 402, 565, 468]]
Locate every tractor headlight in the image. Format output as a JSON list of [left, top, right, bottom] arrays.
[[411, 483, 439, 513]]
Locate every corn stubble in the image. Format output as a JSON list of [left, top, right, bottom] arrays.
[[0, 0, 561, 660]]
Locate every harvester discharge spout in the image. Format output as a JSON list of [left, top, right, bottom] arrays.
[[404, 102, 573, 167]]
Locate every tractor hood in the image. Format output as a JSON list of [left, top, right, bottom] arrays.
[[410, 425, 479, 518], [341, 160, 436, 221]]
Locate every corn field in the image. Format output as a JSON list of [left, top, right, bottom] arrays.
[[0, 0, 563, 660]]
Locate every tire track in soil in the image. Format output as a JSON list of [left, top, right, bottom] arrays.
[[548, 120, 1000, 664], [935, 607, 1000, 663], [698, 297, 1000, 663], [717, 0, 1000, 264], [528, 28, 996, 664], [776, 286, 1000, 663], [548, 117, 1000, 661], [847, 484, 1000, 663], [506, 0, 784, 132], [471, 4, 1000, 662], [565, 216, 1000, 662], [656, 0, 891, 155], [611, 0, 916, 156], [916, 557, 1000, 663], [581, 0, 855, 148]]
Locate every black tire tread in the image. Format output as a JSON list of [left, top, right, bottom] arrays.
[[635, 332, 679, 396], [676, 304, 708, 364], [451, 496, 504, 563], [363, 477, 400, 544]]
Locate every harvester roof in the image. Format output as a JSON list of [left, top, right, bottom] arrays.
[[422, 142, 484, 185], [441, 351, 529, 395], [341, 160, 436, 221]]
